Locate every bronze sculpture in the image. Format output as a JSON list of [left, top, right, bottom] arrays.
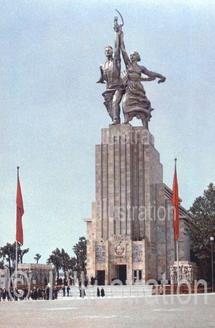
[[119, 30, 166, 128], [97, 11, 166, 128], [96, 16, 124, 125]]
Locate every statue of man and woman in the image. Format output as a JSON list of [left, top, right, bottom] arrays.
[[97, 13, 166, 128]]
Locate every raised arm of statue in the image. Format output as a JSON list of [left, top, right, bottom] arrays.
[[141, 66, 166, 84], [119, 31, 130, 67], [114, 31, 121, 61]]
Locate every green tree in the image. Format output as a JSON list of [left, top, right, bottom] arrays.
[[188, 183, 215, 282], [0, 242, 16, 274], [47, 237, 86, 280], [18, 247, 29, 264], [0, 242, 29, 273], [69, 256, 77, 272], [47, 248, 62, 278], [73, 236, 87, 275], [34, 253, 42, 264], [61, 248, 71, 277], [47, 248, 76, 278]]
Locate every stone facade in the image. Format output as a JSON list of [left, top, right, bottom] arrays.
[[86, 124, 190, 284]]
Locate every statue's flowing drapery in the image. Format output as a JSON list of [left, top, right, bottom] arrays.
[[122, 64, 153, 121]]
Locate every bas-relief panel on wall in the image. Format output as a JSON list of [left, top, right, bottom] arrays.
[[95, 244, 106, 263], [132, 244, 143, 263]]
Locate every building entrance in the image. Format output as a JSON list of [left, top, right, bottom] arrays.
[[116, 265, 127, 285]]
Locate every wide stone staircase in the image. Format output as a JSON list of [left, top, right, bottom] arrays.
[[59, 285, 153, 298]]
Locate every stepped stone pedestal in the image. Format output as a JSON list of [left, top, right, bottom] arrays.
[[86, 124, 190, 285]]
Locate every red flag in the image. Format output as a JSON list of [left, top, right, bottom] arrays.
[[172, 160, 179, 241], [16, 168, 24, 244]]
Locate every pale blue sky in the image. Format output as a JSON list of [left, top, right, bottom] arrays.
[[0, 0, 214, 263]]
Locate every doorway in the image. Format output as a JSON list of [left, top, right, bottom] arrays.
[[133, 270, 142, 283], [116, 265, 127, 285]]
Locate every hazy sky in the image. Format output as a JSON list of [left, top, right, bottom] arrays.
[[1, 0, 215, 263]]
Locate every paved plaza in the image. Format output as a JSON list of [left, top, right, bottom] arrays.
[[0, 294, 215, 328]]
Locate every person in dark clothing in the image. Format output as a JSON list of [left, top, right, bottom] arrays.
[[14, 288, 19, 301], [97, 287, 100, 297], [66, 286, 70, 297], [62, 285, 66, 297], [6, 290, 10, 301], [101, 288, 105, 297], [23, 288, 29, 300], [46, 286, 50, 300], [91, 277, 95, 286], [84, 278, 88, 288], [79, 287, 85, 298], [33, 287, 38, 300], [37, 288, 43, 300], [2, 289, 7, 301], [54, 287, 58, 299]]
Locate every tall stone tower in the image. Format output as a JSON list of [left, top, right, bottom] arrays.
[[86, 12, 192, 285], [86, 124, 190, 285]]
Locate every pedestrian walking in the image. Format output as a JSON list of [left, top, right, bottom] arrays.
[[101, 288, 105, 297]]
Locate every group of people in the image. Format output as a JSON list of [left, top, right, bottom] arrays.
[[56, 276, 89, 288], [0, 288, 22, 301], [60, 281, 105, 298], [29, 286, 59, 300], [62, 285, 71, 297], [0, 275, 106, 301], [77, 286, 105, 298], [97, 287, 105, 297], [0, 286, 59, 301]]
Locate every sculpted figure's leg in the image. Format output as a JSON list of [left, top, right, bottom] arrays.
[[112, 90, 122, 124], [102, 90, 114, 121]]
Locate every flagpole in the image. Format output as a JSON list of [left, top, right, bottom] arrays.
[[15, 241, 18, 284], [173, 158, 180, 286], [15, 165, 25, 290], [176, 239, 179, 286], [174, 158, 179, 286], [15, 166, 19, 285]]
